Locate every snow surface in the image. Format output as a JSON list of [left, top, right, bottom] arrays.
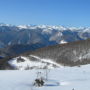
[[17, 25, 29, 29], [0, 64, 90, 90], [60, 40, 67, 44]]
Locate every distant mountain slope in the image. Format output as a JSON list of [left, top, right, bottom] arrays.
[[1, 39, 90, 70], [0, 44, 46, 57], [26, 39, 90, 66]]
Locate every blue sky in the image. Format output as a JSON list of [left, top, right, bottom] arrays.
[[0, 0, 90, 27]]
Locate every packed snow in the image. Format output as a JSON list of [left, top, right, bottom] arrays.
[[0, 64, 90, 90]]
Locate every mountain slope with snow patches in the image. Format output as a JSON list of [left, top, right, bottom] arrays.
[[2, 39, 89, 70], [8, 55, 61, 70]]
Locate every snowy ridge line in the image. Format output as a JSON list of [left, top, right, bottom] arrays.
[[1, 23, 90, 32]]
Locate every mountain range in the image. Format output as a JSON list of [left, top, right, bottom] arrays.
[[0, 24, 90, 48], [0, 24, 90, 57]]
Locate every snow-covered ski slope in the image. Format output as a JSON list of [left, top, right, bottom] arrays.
[[0, 64, 90, 90]]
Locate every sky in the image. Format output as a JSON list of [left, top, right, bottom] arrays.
[[0, 0, 90, 27]]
